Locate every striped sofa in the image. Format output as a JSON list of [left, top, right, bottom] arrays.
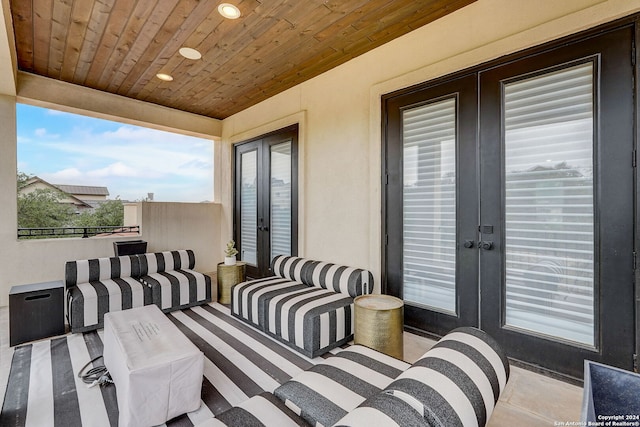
[[65, 250, 211, 333], [231, 255, 374, 357], [199, 327, 510, 427]]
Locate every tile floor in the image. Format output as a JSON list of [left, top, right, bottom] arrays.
[[0, 306, 583, 426]]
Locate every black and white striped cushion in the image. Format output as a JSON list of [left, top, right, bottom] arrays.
[[232, 277, 307, 326], [141, 269, 211, 312], [274, 345, 410, 427], [271, 256, 319, 283], [271, 255, 374, 297], [67, 277, 151, 333], [65, 255, 140, 288], [342, 327, 509, 427], [334, 392, 429, 426], [199, 392, 308, 427], [138, 250, 195, 274]]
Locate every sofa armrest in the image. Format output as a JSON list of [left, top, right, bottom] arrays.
[[335, 327, 509, 427]]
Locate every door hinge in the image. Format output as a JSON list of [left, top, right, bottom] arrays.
[[634, 353, 638, 372], [385, 173, 389, 185], [385, 234, 389, 246], [633, 150, 637, 168], [632, 38, 636, 66]]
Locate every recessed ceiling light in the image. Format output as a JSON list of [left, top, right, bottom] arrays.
[[179, 47, 202, 60], [156, 73, 174, 82], [218, 3, 241, 19]]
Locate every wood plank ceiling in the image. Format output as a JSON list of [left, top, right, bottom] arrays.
[[9, 0, 476, 119]]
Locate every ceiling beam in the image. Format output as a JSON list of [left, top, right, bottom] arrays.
[[17, 72, 222, 139], [0, 0, 17, 96]]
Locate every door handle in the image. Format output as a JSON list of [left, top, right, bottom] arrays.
[[480, 241, 493, 250], [258, 226, 270, 232], [463, 240, 474, 248]]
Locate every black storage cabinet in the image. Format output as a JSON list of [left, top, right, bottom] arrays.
[[9, 280, 65, 346], [113, 240, 147, 256]]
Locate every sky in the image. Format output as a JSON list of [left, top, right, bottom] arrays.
[[17, 104, 214, 202]]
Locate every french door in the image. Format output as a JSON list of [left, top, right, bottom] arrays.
[[384, 25, 635, 378], [234, 125, 298, 278]]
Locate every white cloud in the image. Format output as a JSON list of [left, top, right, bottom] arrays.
[[34, 128, 46, 137], [87, 162, 140, 178], [41, 168, 83, 183]]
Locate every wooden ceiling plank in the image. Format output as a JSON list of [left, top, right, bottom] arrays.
[[9, 0, 34, 71], [118, 0, 216, 97], [32, 0, 53, 75], [60, 0, 95, 82], [404, 0, 477, 32], [97, 0, 165, 90], [131, 1, 231, 100], [140, 0, 283, 104], [312, 0, 383, 42], [156, 0, 324, 105], [48, 0, 73, 79], [82, 0, 138, 87], [73, 0, 117, 84]]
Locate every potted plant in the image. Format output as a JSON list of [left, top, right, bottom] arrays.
[[224, 240, 238, 265]]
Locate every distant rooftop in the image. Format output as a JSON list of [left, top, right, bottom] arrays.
[[54, 184, 109, 196]]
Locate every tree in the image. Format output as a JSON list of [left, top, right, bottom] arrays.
[[17, 188, 75, 228], [74, 199, 124, 227]]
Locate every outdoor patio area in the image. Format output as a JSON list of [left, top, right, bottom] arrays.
[[0, 305, 583, 426]]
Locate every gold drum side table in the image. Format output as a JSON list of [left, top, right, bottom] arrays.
[[217, 262, 246, 304], [354, 294, 404, 360]]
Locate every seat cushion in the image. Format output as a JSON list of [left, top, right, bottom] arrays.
[[67, 277, 152, 333], [232, 277, 357, 357], [334, 392, 428, 427], [138, 250, 195, 275], [200, 392, 308, 427], [232, 277, 308, 327], [140, 268, 211, 312], [274, 345, 410, 427]]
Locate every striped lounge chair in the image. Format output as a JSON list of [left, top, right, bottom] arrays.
[[138, 250, 212, 312], [65, 255, 151, 333], [199, 326, 510, 427], [231, 255, 374, 358]]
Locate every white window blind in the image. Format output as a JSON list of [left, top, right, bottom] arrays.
[[402, 97, 457, 313], [503, 62, 595, 345], [240, 151, 258, 265], [270, 141, 292, 259]]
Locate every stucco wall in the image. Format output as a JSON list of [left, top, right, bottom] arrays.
[[221, 0, 640, 286]]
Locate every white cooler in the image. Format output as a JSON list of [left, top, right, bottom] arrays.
[[104, 305, 204, 427]]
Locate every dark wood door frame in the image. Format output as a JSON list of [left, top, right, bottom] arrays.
[[233, 124, 299, 278]]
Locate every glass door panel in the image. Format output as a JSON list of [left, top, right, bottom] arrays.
[[270, 141, 292, 260], [402, 97, 457, 314], [240, 150, 258, 265], [503, 63, 595, 345]]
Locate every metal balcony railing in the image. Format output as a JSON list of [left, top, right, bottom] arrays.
[[18, 225, 140, 239]]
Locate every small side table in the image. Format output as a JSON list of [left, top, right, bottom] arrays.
[[354, 294, 404, 359], [217, 262, 246, 304], [9, 280, 65, 346]]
